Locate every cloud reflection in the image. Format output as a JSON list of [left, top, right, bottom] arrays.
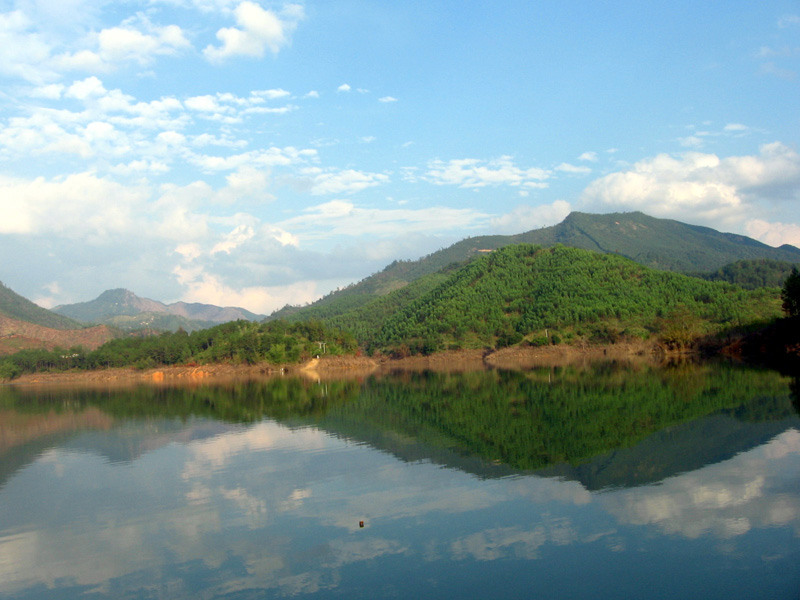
[[0, 419, 798, 598]]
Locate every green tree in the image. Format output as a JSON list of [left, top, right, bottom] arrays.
[[781, 267, 800, 317]]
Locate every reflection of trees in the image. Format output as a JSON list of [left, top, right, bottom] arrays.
[[325, 364, 795, 473], [790, 377, 800, 416], [0, 362, 796, 479]]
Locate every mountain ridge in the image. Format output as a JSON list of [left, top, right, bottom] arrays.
[[53, 288, 265, 331], [0, 281, 83, 330], [269, 211, 800, 322]]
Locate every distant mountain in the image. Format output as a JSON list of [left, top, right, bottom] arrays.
[[0, 315, 116, 355], [693, 259, 799, 289], [0, 281, 82, 330], [0, 281, 117, 354], [270, 211, 800, 323], [54, 289, 265, 332]]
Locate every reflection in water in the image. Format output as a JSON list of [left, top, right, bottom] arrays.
[[0, 361, 798, 599]]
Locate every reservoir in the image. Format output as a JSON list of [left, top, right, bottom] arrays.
[[1, 361, 798, 599]]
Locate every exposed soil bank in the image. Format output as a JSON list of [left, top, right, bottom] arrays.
[[5, 341, 676, 388]]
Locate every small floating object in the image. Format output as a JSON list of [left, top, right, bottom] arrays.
[[359, 521, 365, 528]]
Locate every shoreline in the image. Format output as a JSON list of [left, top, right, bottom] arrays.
[[4, 341, 677, 388]]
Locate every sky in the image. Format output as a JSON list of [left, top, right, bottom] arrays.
[[1, 0, 799, 314]]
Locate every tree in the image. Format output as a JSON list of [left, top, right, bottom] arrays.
[[781, 267, 800, 317]]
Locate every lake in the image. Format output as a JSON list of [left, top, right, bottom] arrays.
[[0, 360, 798, 599]]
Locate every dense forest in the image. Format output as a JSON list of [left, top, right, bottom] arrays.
[[269, 211, 800, 324], [331, 244, 781, 355], [2, 244, 798, 380], [0, 319, 356, 380], [694, 259, 800, 289]]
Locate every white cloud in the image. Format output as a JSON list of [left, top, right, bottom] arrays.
[[724, 123, 749, 132], [378, 96, 397, 103], [29, 83, 65, 99], [425, 156, 550, 189], [279, 200, 490, 239], [172, 264, 317, 313], [65, 75, 106, 99], [190, 146, 316, 172], [0, 172, 148, 241], [580, 143, 800, 227], [745, 219, 800, 248], [203, 1, 303, 62], [211, 223, 256, 254], [300, 168, 390, 195], [578, 151, 597, 162], [0, 10, 57, 83], [602, 428, 800, 540], [337, 83, 351, 92], [678, 135, 704, 148], [252, 88, 291, 99], [491, 200, 572, 234], [215, 166, 274, 203], [554, 162, 591, 175], [93, 19, 190, 65]]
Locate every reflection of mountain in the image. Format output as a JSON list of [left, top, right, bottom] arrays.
[[60, 419, 234, 464], [539, 412, 799, 490], [0, 408, 115, 491], [1, 362, 798, 491]]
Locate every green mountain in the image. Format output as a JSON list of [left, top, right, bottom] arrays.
[[54, 288, 265, 332], [0, 281, 82, 330], [270, 211, 800, 323], [694, 259, 799, 289], [325, 244, 781, 352]]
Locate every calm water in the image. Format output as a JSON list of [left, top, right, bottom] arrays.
[[0, 361, 798, 599]]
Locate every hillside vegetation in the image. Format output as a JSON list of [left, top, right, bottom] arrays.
[[330, 244, 781, 355], [695, 259, 800, 290], [0, 281, 82, 330], [270, 211, 800, 324], [0, 319, 355, 379]]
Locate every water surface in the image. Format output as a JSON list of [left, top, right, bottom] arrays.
[[1, 361, 798, 599]]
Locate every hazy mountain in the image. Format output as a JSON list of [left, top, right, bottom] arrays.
[[0, 315, 116, 355], [0, 281, 82, 330], [54, 288, 265, 332], [270, 211, 800, 322]]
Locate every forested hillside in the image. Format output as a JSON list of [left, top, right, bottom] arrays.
[[0, 319, 355, 379], [270, 211, 800, 324], [337, 244, 781, 355], [0, 281, 82, 330], [695, 259, 799, 289]]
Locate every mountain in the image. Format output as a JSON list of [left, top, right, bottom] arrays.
[[270, 211, 800, 324], [0, 315, 116, 355], [694, 259, 800, 289], [0, 281, 118, 355], [53, 289, 265, 332], [0, 281, 82, 330], [331, 244, 782, 352]]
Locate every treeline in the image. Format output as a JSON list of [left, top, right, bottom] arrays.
[[694, 259, 799, 290], [0, 319, 356, 379], [334, 244, 782, 355]]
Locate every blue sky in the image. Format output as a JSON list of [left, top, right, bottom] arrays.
[[1, 0, 799, 313]]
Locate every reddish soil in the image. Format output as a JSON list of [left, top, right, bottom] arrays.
[[0, 315, 116, 355], [7, 342, 672, 388]]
